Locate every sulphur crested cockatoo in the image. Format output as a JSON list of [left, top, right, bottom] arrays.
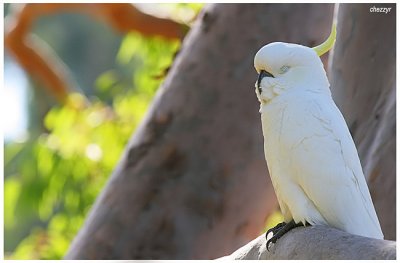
[[254, 25, 383, 248]]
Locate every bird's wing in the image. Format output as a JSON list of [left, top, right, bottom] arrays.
[[286, 93, 383, 239]]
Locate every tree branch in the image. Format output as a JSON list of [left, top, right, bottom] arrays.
[[4, 3, 189, 103], [217, 225, 396, 260]]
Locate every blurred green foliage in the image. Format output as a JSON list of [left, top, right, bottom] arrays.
[[263, 209, 284, 233], [4, 3, 203, 259]]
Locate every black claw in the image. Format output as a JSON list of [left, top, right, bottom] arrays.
[[265, 222, 287, 251], [266, 231, 281, 251], [265, 222, 286, 240], [265, 220, 306, 251]]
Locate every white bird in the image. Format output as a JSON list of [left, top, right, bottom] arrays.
[[254, 25, 383, 248]]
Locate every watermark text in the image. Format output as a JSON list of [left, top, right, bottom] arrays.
[[370, 6, 392, 14]]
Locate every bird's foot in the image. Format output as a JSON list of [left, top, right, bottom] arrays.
[[266, 220, 305, 251], [265, 222, 286, 240]]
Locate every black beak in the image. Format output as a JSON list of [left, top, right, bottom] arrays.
[[257, 70, 274, 93]]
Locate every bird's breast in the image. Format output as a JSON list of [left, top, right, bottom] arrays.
[[260, 92, 332, 155]]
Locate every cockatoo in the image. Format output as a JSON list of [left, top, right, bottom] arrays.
[[254, 24, 384, 249]]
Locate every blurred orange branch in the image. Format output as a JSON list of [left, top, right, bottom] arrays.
[[4, 3, 189, 103]]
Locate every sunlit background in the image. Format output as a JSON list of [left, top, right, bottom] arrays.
[[4, 3, 203, 259], [4, 59, 28, 142]]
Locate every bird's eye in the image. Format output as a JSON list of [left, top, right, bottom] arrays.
[[279, 65, 290, 74]]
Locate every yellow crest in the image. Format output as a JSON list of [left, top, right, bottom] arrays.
[[313, 24, 336, 56]]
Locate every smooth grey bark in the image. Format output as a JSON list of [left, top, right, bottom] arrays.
[[65, 3, 334, 259], [329, 3, 396, 240], [217, 225, 396, 260]]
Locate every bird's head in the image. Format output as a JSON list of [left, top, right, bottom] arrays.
[[254, 24, 336, 104]]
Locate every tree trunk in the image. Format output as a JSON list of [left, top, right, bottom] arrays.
[[65, 3, 334, 259], [328, 3, 396, 240]]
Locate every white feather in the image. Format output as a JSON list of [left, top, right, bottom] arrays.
[[255, 42, 383, 239]]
